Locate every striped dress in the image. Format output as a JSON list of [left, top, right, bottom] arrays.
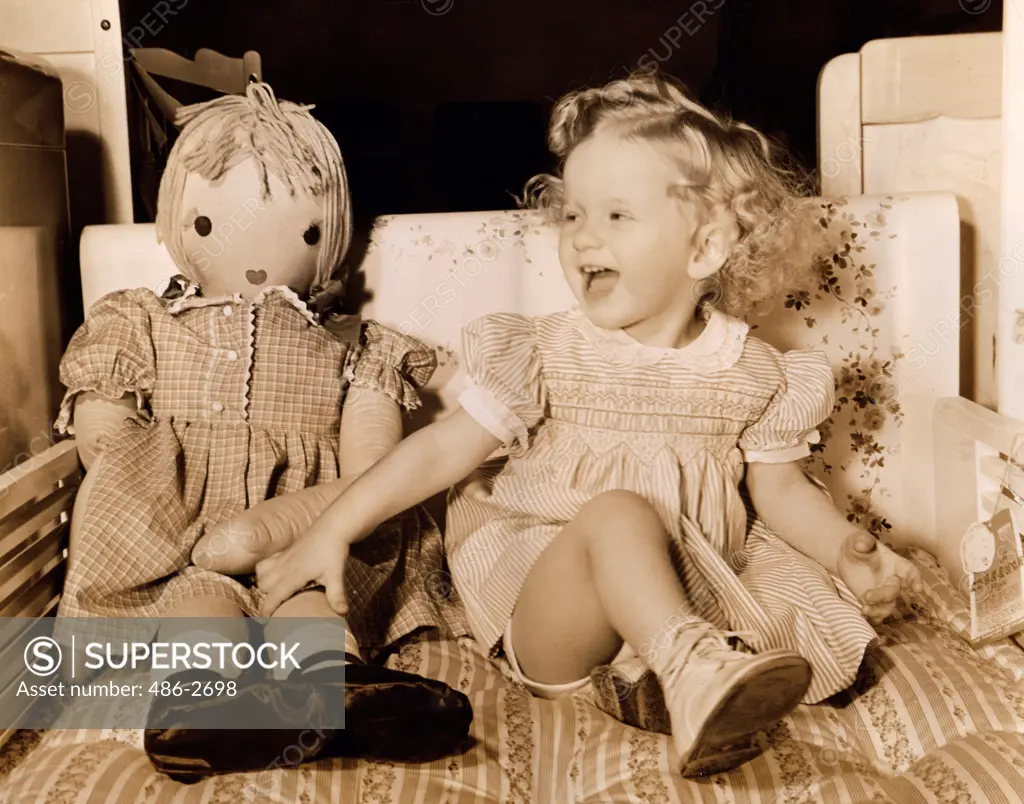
[[445, 306, 877, 705]]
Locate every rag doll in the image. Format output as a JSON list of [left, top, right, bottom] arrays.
[[56, 81, 470, 782]]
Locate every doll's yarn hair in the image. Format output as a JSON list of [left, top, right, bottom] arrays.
[[521, 73, 834, 318], [156, 81, 352, 290]]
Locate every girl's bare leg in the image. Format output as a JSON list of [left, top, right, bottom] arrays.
[[510, 490, 692, 684], [508, 490, 812, 777]]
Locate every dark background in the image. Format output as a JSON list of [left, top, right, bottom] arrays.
[[120, 0, 1003, 227]]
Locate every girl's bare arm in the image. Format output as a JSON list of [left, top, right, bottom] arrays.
[[255, 405, 503, 614], [318, 405, 502, 546], [744, 460, 859, 575], [193, 387, 413, 571]]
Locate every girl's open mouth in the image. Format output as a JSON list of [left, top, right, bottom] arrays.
[[582, 265, 619, 295]]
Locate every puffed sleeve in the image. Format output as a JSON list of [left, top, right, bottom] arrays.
[[738, 349, 836, 464], [348, 320, 438, 411], [456, 313, 545, 457], [55, 290, 157, 435]]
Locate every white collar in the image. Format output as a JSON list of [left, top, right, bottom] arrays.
[[574, 306, 748, 371], [165, 282, 322, 328]]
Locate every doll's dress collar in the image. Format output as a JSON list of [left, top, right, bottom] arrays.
[[572, 305, 749, 371], [161, 276, 345, 328]]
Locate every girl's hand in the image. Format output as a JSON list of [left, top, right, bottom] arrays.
[[836, 531, 923, 625], [256, 524, 350, 617], [252, 406, 503, 617], [194, 483, 345, 574]]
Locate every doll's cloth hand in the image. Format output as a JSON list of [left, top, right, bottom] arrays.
[[72, 392, 145, 469], [194, 484, 345, 574], [836, 531, 924, 625], [256, 521, 350, 617]]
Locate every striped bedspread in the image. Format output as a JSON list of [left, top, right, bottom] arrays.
[[3, 549, 1024, 804]]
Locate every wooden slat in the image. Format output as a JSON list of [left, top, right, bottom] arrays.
[[0, 443, 78, 731], [0, 625, 42, 699], [979, 454, 1024, 485], [0, 598, 59, 696], [0, 440, 80, 521], [998, 1, 1024, 417], [935, 397, 1024, 459], [816, 51, 863, 196], [0, 589, 62, 745], [0, 597, 63, 746], [0, 560, 65, 619], [130, 47, 261, 95], [0, 662, 49, 712], [0, 592, 62, 699], [0, 521, 67, 609], [861, 116, 1002, 407], [0, 481, 77, 565], [861, 33, 1003, 125]]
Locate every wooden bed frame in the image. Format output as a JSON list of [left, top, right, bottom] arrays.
[[817, 32, 1003, 410], [1, 439, 81, 748]]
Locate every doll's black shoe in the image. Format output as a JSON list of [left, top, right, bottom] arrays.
[[144, 653, 473, 783], [144, 666, 323, 783], [304, 652, 474, 763]]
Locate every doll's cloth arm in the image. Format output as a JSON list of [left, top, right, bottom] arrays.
[[193, 335, 415, 573], [193, 484, 337, 574], [192, 384, 404, 573], [200, 316, 534, 573], [71, 392, 145, 470], [337, 384, 404, 483], [312, 313, 544, 549], [194, 394, 489, 574], [56, 290, 157, 437]]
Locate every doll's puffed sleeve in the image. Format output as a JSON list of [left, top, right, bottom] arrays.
[[456, 313, 545, 458], [55, 291, 157, 435], [349, 320, 438, 412], [738, 349, 836, 464]]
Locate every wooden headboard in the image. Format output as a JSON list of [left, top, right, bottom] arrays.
[[817, 33, 1002, 409]]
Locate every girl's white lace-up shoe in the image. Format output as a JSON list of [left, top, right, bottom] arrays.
[[654, 624, 811, 776]]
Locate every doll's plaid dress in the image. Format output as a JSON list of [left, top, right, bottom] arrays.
[[55, 284, 466, 652]]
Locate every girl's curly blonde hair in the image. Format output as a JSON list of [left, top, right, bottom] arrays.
[[522, 73, 834, 318]]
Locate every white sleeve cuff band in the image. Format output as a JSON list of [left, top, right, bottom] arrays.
[[457, 383, 519, 446], [743, 432, 818, 464]]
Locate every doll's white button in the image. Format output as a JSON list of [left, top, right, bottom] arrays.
[[222, 306, 233, 316], [226, 350, 238, 362], [212, 401, 224, 413]]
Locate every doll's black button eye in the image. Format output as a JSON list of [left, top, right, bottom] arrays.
[[303, 224, 321, 246], [194, 216, 212, 237]]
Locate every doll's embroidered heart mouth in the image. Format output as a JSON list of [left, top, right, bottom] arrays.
[[246, 270, 268, 286]]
